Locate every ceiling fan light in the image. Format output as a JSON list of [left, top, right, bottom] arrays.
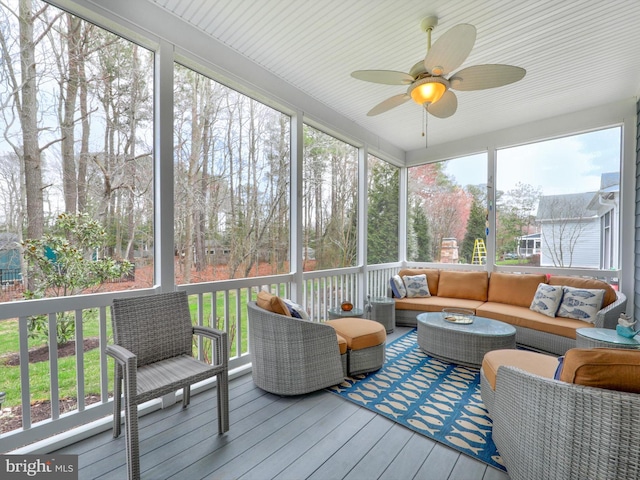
[[409, 77, 448, 105]]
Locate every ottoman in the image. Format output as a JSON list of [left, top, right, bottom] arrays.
[[325, 318, 386, 375]]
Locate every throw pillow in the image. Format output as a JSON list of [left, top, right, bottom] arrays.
[[530, 283, 564, 317], [390, 274, 407, 298], [282, 298, 310, 320], [557, 286, 605, 323], [256, 290, 291, 317], [402, 274, 431, 298], [553, 356, 565, 380]]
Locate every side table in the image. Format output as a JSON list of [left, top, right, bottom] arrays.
[[369, 296, 395, 333], [327, 307, 364, 320], [576, 327, 640, 349]]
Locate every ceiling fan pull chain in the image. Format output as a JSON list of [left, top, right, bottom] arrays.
[[423, 108, 428, 148]]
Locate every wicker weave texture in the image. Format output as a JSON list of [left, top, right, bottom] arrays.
[[107, 291, 229, 480], [247, 301, 344, 395], [492, 366, 640, 480], [348, 343, 386, 375], [417, 315, 516, 367]]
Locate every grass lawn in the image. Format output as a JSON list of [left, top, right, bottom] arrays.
[[0, 293, 250, 408]]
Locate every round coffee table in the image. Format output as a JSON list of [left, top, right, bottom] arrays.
[[576, 327, 640, 349], [416, 312, 516, 367]]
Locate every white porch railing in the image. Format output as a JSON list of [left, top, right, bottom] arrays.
[[0, 264, 400, 453]]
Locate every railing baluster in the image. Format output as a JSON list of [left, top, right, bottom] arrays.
[[75, 309, 85, 412], [48, 312, 60, 421], [19, 315, 31, 430], [99, 306, 109, 403]]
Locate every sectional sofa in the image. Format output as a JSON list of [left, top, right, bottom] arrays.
[[390, 269, 627, 355]]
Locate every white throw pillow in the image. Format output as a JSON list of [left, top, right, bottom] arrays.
[[282, 298, 310, 320], [529, 283, 563, 317], [556, 286, 605, 323], [402, 274, 431, 298], [390, 274, 407, 298]]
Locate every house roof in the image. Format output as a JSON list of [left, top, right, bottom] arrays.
[[536, 192, 598, 222], [145, 0, 640, 153]]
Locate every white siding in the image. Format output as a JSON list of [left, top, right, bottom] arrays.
[[540, 219, 600, 268]]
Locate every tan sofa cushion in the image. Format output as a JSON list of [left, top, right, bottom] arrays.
[[559, 348, 640, 393], [325, 318, 386, 350], [488, 272, 548, 307], [548, 275, 617, 308], [398, 268, 440, 296], [476, 302, 593, 339], [394, 296, 485, 312], [482, 349, 558, 390], [438, 270, 488, 301], [256, 290, 291, 316]]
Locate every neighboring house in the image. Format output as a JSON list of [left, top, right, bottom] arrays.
[[517, 232, 541, 257], [536, 172, 619, 269], [587, 172, 619, 270], [536, 192, 599, 268]]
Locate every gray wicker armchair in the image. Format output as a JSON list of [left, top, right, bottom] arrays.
[[491, 366, 640, 480], [247, 301, 345, 395], [106, 291, 229, 480]]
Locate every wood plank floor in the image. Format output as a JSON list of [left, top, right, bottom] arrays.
[[55, 327, 511, 480]]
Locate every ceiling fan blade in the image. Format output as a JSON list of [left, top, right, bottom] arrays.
[[351, 70, 414, 85], [367, 94, 410, 116], [426, 90, 458, 118], [424, 24, 476, 76], [449, 64, 526, 91]]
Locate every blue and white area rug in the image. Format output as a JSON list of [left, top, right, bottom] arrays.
[[327, 329, 505, 472]]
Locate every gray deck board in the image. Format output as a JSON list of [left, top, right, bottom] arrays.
[[53, 327, 510, 480]]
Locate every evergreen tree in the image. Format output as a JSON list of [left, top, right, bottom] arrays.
[[411, 201, 432, 262], [367, 162, 399, 264], [461, 185, 487, 263]]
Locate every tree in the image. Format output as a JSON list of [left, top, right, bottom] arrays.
[[410, 200, 432, 262], [460, 185, 487, 263], [367, 160, 399, 264], [22, 212, 132, 344], [496, 182, 542, 256]]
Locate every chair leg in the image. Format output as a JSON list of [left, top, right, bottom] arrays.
[[113, 364, 122, 438], [123, 362, 140, 479], [217, 371, 230, 433]]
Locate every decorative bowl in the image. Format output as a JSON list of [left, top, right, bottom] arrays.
[[442, 307, 474, 324], [341, 300, 353, 312]]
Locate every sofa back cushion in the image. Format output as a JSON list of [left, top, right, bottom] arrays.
[[548, 275, 617, 308], [488, 272, 548, 307], [398, 268, 440, 296], [559, 348, 640, 393], [437, 270, 488, 301]]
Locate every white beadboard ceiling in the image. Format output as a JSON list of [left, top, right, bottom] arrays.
[[146, 0, 640, 153]]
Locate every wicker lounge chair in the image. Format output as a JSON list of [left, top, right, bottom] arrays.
[[247, 301, 345, 395], [107, 291, 229, 480], [490, 366, 640, 480]]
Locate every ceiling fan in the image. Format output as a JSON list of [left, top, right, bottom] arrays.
[[351, 16, 526, 119]]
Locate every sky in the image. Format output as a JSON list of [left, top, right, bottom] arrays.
[[444, 127, 621, 196]]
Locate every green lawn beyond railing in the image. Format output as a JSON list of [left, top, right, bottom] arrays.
[[0, 293, 249, 409]]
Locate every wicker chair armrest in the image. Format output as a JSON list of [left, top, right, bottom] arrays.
[[106, 344, 137, 367], [493, 365, 640, 479], [192, 325, 229, 367], [594, 290, 627, 329]]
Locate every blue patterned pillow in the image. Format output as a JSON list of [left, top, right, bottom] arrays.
[[282, 298, 310, 320], [402, 274, 431, 298], [390, 274, 407, 298], [557, 286, 605, 324], [529, 283, 563, 317], [554, 356, 565, 380]]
